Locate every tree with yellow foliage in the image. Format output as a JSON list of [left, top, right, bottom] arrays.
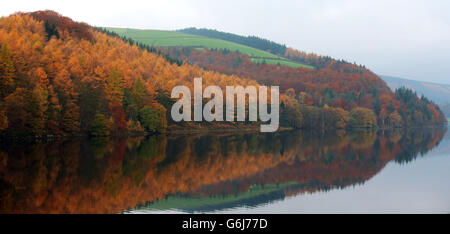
[[349, 107, 377, 128]]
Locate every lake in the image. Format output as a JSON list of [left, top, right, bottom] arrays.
[[0, 126, 449, 214]]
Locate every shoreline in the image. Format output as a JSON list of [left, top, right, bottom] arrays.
[[0, 123, 447, 142]]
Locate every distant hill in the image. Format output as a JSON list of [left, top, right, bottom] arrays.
[[381, 75, 450, 104]]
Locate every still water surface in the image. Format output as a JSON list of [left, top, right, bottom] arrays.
[[0, 127, 449, 214]]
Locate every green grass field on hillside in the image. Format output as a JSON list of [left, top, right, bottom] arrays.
[[106, 28, 312, 69], [251, 58, 315, 69]]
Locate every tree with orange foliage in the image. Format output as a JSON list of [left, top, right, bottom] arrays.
[[110, 102, 127, 133], [0, 109, 7, 131], [0, 43, 15, 98]]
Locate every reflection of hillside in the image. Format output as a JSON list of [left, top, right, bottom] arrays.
[[131, 183, 296, 213], [0, 127, 446, 214]]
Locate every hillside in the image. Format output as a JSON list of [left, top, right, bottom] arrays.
[[178, 27, 287, 56], [381, 75, 450, 117], [156, 42, 446, 128], [178, 27, 335, 69], [176, 28, 335, 70], [0, 11, 262, 137], [0, 11, 446, 137], [106, 27, 313, 69]]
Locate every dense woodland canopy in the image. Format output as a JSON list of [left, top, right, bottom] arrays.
[[162, 47, 446, 129], [0, 11, 258, 137], [0, 11, 446, 137]]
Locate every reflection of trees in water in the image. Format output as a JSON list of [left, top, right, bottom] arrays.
[[0, 126, 446, 213], [393, 128, 445, 164]]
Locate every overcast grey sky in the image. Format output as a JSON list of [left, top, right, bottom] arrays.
[[2, 0, 450, 84]]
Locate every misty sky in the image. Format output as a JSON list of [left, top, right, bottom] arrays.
[[2, 0, 450, 84]]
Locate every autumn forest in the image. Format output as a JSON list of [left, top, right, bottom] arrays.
[[0, 11, 446, 138]]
